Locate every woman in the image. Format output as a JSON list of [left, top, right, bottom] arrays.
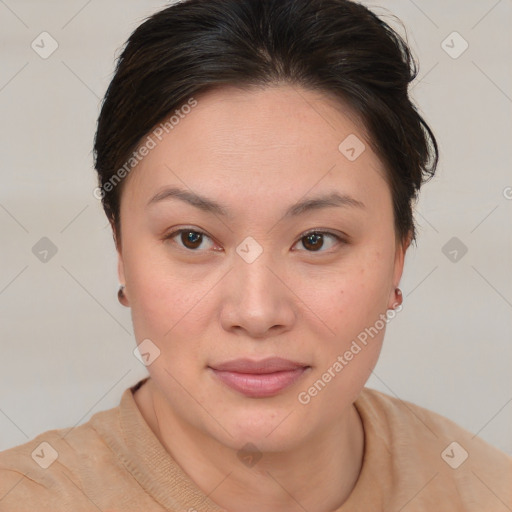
[[1, 0, 510, 510]]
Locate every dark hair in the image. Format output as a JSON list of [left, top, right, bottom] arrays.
[[94, 0, 438, 247]]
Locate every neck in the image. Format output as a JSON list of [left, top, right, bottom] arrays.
[[134, 379, 365, 512]]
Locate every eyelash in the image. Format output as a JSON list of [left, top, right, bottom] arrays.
[[162, 227, 347, 254]]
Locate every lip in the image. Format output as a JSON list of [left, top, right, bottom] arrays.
[[210, 357, 308, 373], [209, 357, 310, 398]]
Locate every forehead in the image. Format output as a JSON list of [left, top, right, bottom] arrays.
[[169, 83, 371, 153], [122, 84, 389, 213]]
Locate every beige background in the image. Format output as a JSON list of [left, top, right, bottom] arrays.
[[0, 0, 511, 455]]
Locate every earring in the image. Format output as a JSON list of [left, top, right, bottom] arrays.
[[118, 285, 128, 306], [395, 287, 403, 307]]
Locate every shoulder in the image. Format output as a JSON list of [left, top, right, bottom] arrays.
[[0, 404, 122, 510], [355, 387, 512, 510], [357, 386, 511, 461]]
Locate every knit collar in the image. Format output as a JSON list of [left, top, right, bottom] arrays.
[[95, 376, 387, 511]]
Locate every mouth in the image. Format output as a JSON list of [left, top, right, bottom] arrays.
[[208, 357, 311, 398]]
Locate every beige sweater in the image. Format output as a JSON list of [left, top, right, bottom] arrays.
[[0, 377, 511, 511]]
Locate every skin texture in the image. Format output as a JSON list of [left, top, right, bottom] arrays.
[[116, 84, 410, 512]]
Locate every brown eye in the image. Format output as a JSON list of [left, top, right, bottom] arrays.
[[296, 231, 343, 252], [164, 228, 215, 251], [180, 230, 203, 249]]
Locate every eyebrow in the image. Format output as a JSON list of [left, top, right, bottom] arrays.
[[146, 186, 365, 218]]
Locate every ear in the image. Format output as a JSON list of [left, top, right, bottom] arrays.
[[113, 222, 130, 307], [117, 249, 126, 287], [387, 230, 412, 310]]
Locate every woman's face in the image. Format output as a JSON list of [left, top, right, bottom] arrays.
[[117, 84, 408, 452]]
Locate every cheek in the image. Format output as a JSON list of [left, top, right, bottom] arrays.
[[124, 248, 217, 359], [299, 279, 388, 413], [121, 242, 178, 338], [318, 251, 392, 328], [303, 247, 393, 372], [129, 273, 198, 340]]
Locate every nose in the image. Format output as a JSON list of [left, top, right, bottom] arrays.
[[219, 249, 296, 339]]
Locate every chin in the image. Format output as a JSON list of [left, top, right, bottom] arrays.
[[209, 409, 309, 453], [220, 431, 302, 455]]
